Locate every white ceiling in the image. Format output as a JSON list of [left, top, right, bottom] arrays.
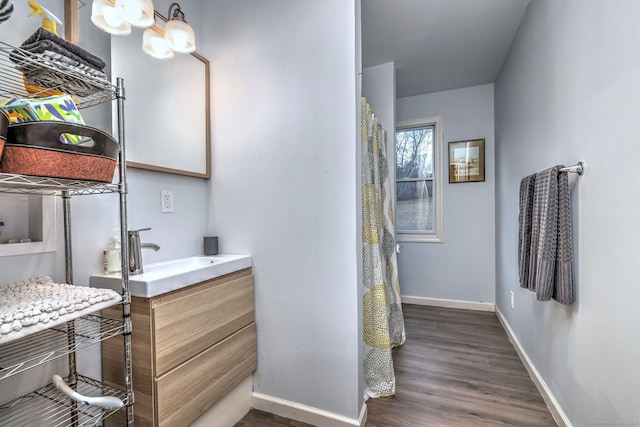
[[362, 0, 531, 98]]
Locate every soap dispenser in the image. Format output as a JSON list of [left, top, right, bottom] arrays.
[[103, 228, 121, 274]]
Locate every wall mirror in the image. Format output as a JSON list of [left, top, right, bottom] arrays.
[[67, 2, 210, 178]]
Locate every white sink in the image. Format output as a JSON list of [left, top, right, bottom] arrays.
[[90, 254, 252, 298]]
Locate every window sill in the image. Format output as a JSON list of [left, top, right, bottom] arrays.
[[396, 233, 443, 243]]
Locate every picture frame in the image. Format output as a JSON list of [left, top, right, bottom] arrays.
[[448, 139, 485, 183]]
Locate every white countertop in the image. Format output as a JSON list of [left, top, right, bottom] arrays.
[[90, 254, 252, 298]]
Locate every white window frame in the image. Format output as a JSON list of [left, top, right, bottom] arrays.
[[395, 116, 443, 243]]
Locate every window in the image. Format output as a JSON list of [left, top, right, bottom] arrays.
[[394, 117, 443, 242]]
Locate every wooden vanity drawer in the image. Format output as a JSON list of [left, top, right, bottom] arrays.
[[156, 322, 257, 427], [152, 269, 254, 375], [102, 268, 256, 426]]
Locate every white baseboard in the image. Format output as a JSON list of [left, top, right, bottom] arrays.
[[401, 295, 495, 312], [495, 307, 572, 427], [252, 392, 367, 427]]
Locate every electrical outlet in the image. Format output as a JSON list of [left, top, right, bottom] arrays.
[[161, 191, 174, 213], [510, 291, 515, 309]]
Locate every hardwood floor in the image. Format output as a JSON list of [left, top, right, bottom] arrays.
[[235, 304, 556, 427], [234, 409, 314, 427]]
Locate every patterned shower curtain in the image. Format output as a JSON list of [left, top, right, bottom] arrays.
[[361, 98, 406, 398]]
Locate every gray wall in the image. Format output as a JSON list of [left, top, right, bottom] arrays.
[[396, 84, 496, 303], [202, 0, 363, 419], [363, 61, 396, 216], [363, 62, 395, 132], [495, 0, 640, 425]]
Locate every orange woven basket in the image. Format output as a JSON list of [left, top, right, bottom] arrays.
[[2, 121, 118, 182]]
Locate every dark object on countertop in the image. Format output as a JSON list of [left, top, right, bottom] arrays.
[[20, 28, 106, 70], [2, 121, 118, 182], [204, 236, 218, 255]]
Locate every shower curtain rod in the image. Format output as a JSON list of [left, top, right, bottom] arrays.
[[560, 162, 585, 175]]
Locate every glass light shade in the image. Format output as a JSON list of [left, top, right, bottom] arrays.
[[142, 28, 174, 59], [91, 0, 132, 35], [115, 0, 154, 28], [164, 19, 196, 53]]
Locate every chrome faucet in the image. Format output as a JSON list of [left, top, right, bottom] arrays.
[[128, 228, 160, 275]]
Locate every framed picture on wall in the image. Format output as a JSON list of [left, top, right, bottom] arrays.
[[448, 139, 485, 183]]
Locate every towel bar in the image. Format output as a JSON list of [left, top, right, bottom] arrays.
[[559, 162, 584, 175]]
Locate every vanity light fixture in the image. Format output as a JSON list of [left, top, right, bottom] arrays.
[[115, 0, 154, 28], [92, 0, 196, 60], [142, 3, 196, 59], [142, 26, 174, 59], [90, 0, 132, 35], [163, 3, 196, 53], [91, 0, 154, 35]]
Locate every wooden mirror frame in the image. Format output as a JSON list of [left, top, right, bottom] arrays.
[[64, 1, 211, 179]]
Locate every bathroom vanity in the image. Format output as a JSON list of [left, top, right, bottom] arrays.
[[98, 264, 256, 427]]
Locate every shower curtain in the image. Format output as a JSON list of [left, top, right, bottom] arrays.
[[361, 98, 406, 398]]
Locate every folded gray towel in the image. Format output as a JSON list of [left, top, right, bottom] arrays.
[[18, 49, 109, 81], [21, 28, 106, 70], [518, 173, 536, 289], [14, 39, 104, 73]]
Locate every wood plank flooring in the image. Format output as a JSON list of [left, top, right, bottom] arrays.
[[235, 409, 314, 427], [235, 304, 556, 427]]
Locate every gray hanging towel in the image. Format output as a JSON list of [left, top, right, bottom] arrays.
[[553, 170, 574, 305], [518, 173, 536, 289], [532, 165, 574, 304]]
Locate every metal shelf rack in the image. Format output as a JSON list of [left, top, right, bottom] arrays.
[[0, 173, 120, 195], [0, 39, 133, 426], [0, 374, 131, 426], [0, 314, 125, 380], [0, 41, 116, 109]]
